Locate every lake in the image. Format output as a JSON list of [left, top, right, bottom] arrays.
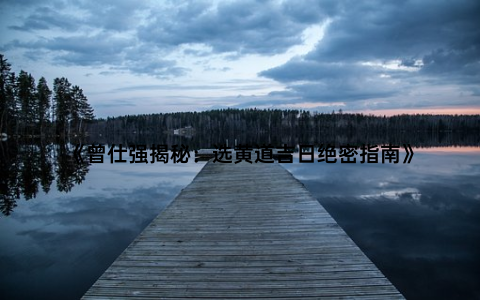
[[1, 142, 479, 299], [284, 147, 480, 300]]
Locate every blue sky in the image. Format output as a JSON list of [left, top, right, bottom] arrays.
[[1, 0, 479, 118]]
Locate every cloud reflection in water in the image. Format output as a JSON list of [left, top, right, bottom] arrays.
[[284, 149, 480, 300]]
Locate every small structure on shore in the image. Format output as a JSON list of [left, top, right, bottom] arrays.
[[173, 126, 195, 137]]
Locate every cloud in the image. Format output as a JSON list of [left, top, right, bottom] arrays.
[[1, 0, 479, 113], [8, 6, 82, 32], [0, 0, 46, 7], [76, 0, 149, 32], [260, 59, 403, 103], [6, 0, 148, 33], [6, 34, 132, 70], [6, 33, 187, 78], [421, 47, 480, 83], [137, 0, 328, 55], [281, 0, 338, 24], [259, 0, 480, 109], [119, 60, 189, 78], [1, 0, 184, 78], [306, 1, 479, 63], [6, 1, 330, 78], [260, 59, 381, 82], [113, 84, 233, 92]]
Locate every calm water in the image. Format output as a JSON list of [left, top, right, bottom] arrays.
[[0, 144, 206, 299], [1, 143, 480, 299], [284, 147, 480, 300]]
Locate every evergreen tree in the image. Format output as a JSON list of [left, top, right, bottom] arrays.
[[77, 87, 94, 133], [5, 73, 17, 135], [53, 77, 72, 136], [36, 77, 51, 135], [70, 85, 82, 135], [1, 53, 95, 137], [70, 85, 94, 135], [0, 54, 15, 135], [16, 71, 36, 135]]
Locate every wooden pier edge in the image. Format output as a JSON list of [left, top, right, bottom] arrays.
[[83, 161, 404, 299]]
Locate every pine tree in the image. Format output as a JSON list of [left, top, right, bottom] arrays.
[[77, 89, 94, 133], [36, 77, 51, 135], [71, 85, 94, 134], [53, 77, 72, 137], [70, 85, 82, 134], [1, 54, 95, 137], [16, 71, 36, 135], [5, 73, 17, 135], [0, 54, 15, 135]]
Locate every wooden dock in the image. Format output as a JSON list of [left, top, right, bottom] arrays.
[[83, 161, 404, 299]]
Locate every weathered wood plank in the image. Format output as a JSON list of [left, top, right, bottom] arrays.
[[83, 161, 404, 299]]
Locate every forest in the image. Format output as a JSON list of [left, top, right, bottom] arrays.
[[0, 54, 94, 138], [89, 109, 480, 138]]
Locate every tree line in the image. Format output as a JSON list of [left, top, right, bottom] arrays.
[[2, 53, 478, 141], [0, 54, 94, 138], [88, 108, 480, 138]]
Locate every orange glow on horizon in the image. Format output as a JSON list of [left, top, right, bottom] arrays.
[[413, 146, 480, 153], [358, 107, 480, 116]]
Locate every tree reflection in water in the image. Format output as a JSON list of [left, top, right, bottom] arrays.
[[0, 141, 90, 216], [2, 130, 479, 216]]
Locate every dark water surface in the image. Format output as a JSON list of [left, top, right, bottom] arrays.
[[0, 145, 205, 300], [283, 147, 480, 300], [1, 144, 480, 299]]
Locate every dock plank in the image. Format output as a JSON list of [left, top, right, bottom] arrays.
[[83, 161, 403, 299]]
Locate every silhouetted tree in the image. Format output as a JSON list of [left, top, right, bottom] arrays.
[[16, 71, 36, 135], [0, 53, 95, 138], [71, 85, 94, 134], [53, 77, 72, 137], [0, 54, 14, 135], [36, 77, 52, 135]]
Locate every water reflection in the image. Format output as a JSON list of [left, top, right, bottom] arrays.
[[89, 130, 480, 149], [0, 142, 90, 216], [0, 142, 205, 299], [283, 148, 480, 300], [1, 141, 480, 299]]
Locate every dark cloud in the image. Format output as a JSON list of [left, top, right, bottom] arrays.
[[285, 82, 398, 102], [306, 0, 480, 63], [77, 0, 149, 32], [421, 47, 480, 83], [2, 0, 479, 108], [8, 6, 81, 32], [12, 33, 131, 66], [260, 59, 402, 103], [6, 0, 147, 33], [281, 0, 338, 24], [120, 60, 189, 78], [260, 0, 480, 107], [260, 59, 381, 82], [2, 0, 180, 78], [6, 33, 187, 78], [137, 0, 327, 55], [0, 0, 53, 6]]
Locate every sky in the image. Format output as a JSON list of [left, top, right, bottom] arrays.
[[1, 0, 479, 118]]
